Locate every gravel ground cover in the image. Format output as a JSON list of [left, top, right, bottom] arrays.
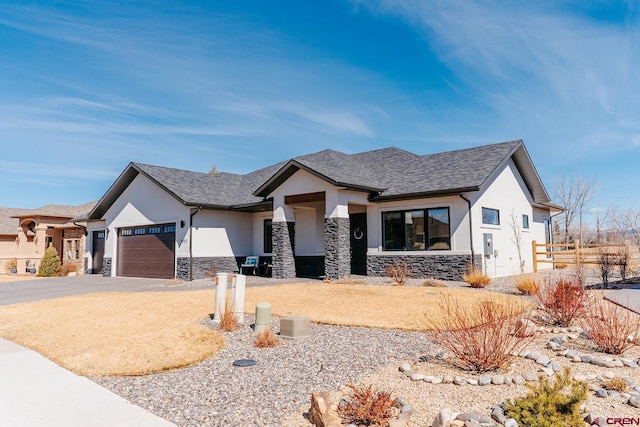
[[93, 268, 640, 426]]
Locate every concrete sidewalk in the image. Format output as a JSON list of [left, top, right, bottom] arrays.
[[0, 338, 175, 427], [604, 285, 640, 315]]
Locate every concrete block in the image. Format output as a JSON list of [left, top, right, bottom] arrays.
[[280, 316, 310, 339]]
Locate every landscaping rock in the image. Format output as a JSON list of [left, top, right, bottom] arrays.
[[603, 371, 615, 379], [418, 355, 433, 363], [513, 375, 525, 385], [431, 377, 443, 385], [518, 349, 530, 358], [539, 367, 554, 376], [629, 395, 640, 408], [596, 389, 608, 398], [550, 360, 562, 372], [399, 363, 411, 372], [585, 374, 597, 381], [621, 358, 638, 368], [435, 351, 448, 360], [526, 351, 541, 360], [431, 408, 454, 427], [478, 376, 491, 386], [505, 377, 513, 385], [574, 374, 587, 382], [443, 375, 454, 384], [491, 375, 505, 385], [550, 336, 565, 344], [491, 406, 507, 424], [522, 372, 539, 382], [535, 355, 551, 366], [467, 379, 479, 386], [308, 392, 342, 427], [566, 350, 579, 358], [453, 376, 466, 386], [504, 418, 519, 427], [581, 354, 594, 363], [456, 413, 491, 424], [410, 373, 426, 381]]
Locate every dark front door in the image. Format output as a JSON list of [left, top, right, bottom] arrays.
[[92, 231, 105, 274], [350, 213, 367, 275]]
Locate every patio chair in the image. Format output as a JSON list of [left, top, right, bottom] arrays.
[[240, 256, 259, 275]]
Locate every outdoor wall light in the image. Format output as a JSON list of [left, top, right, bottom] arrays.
[[180, 220, 185, 228]]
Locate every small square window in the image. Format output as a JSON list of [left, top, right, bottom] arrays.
[[148, 226, 162, 234], [482, 207, 500, 225], [134, 228, 146, 235], [523, 214, 530, 229], [163, 225, 176, 233], [121, 229, 132, 236]]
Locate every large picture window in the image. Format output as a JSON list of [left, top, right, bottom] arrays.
[[383, 207, 450, 251]]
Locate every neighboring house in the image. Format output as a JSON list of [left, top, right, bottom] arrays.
[[0, 202, 96, 274], [84, 140, 561, 281]]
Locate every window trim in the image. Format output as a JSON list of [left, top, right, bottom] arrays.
[[482, 207, 500, 226], [263, 218, 273, 254], [522, 214, 530, 229], [382, 207, 451, 251]]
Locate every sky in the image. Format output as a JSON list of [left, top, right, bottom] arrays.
[[1, 1, 639, 218]]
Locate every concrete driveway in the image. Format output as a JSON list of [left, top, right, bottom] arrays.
[[0, 275, 183, 306]]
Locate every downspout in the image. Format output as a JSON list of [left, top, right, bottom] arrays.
[[459, 194, 475, 266], [189, 207, 202, 281]]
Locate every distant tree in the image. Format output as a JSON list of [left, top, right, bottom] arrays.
[[553, 175, 599, 243], [209, 165, 219, 175], [593, 205, 614, 243], [612, 206, 640, 245], [37, 246, 61, 277]]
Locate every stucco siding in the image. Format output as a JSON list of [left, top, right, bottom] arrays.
[[191, 210, 253, 257]]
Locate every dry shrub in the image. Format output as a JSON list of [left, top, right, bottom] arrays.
[[602, 377, 628, 392], [428, 295, 532, 372], [463, 265, 491, 288], [597, 248, 614, 287], [218, 294, 240, 332], [4, 257, 17, 273], [337, 383, 399, 427], [385, 261, 412, 285], [515, 274, 540, 295], [254, 329, 280, 348], [534, 277, 586, 327], [205, 266, 217, 280], [555, 263, 568, 269], [579, 299, 640, 354], [422, 278, 446, 287]]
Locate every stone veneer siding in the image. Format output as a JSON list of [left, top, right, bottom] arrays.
[[272, 221, 296, 278], [367, 254, 482, 281], [84, 257, 89, 275], [177, 256, 240, 280], [324, 217, 350, 280], [102, 257, 112, 277]]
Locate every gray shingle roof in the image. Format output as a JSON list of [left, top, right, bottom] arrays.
[[88, 140, 551, 220], [0, 202, 97, 235]]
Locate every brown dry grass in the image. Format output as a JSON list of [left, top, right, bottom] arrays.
[[243, 283, 528, 331], [0, 291, 224, 376], [463, 268, 491, 288], [254, 329, 280, 348], [0, 275, 41, 283], [0, 283, 527, 377]]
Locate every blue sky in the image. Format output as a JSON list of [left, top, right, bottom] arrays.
[[1, 1, 639, 217]]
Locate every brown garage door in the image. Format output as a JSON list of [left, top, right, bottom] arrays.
[[117, 224, 176, 279]]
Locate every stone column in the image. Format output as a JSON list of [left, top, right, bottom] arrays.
[[324, 216, 350, 280], [272, 221, 296, 278]]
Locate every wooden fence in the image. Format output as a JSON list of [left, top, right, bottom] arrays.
[[532, 239, 640, 273]]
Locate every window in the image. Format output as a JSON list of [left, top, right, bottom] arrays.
[[121, 229, 132, 236], [522, 214, 530, 229], [64, 239, 80, 260], [383, 208, 450, 251], [133, 228, 146, 235], [482, 207, 500, 225], [263, 219, 272, 253], [148, 226, 161, 234], [163, 225, 176, 233]]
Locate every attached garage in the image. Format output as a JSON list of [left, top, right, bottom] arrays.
[[116, 224, 176, 279]]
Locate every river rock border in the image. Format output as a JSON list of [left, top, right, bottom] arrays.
[[399, 326, 640, 425]]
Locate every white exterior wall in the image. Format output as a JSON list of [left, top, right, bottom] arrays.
[[367, 195, 471, 255], [102, 174, 191, 276], [472, 159, 551, 277], [191, 210, 253, 257]]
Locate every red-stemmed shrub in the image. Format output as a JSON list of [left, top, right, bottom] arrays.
[[579, 299, 640, 354], [337, 384, 399, 426], [428, 295, 533, 372], [533, 277, 587, 327]]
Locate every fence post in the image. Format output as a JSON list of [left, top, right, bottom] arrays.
[[625, 240, 631, 268], [532, 240, 537, 273]]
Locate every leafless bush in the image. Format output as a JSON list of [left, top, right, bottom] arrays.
[[428, 295, 533, 372], [612, 248, 629, 282], [534, 277, 587, 327], [385, 261, 412, 286], [422, 278, 446, 287], [337, 383, 399, 426], [579, 299, 640, 354], [596, 248, 613, 287]]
